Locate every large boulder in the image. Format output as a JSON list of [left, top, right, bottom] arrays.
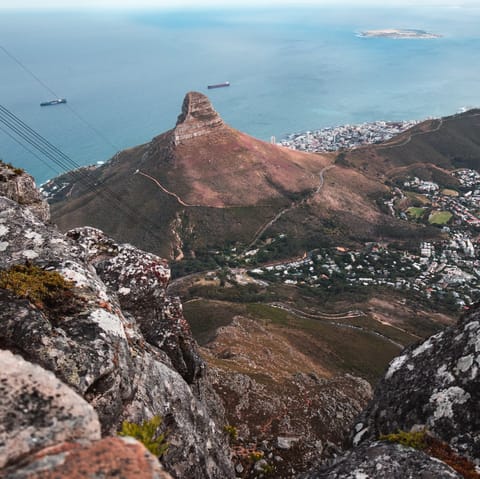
[[301, 440, 462, 479], [0, 350, 172, 479], [352, 306, 480, 463], [5, 437, 173, 479], [0, 194, 234, 478], [0, 162, 50, 222], [0, 350, 100, 469]]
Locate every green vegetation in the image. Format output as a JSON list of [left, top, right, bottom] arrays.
[[246, 303, 401, 381], [405, 191, 431, 206], [406, 207, 425, 220], [260, 462, 276, 475], [428, 210, 453, 225], [380, 429, 427, 450], [183, 300, 244, 345], [186, 283, 273, 304], [223, 424, 238, 442], [118, 416, 169, 457], [0, 264, 74, 310], [249, 451, 264, 462]]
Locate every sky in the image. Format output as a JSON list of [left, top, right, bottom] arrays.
[[0, 0, 479, 8]]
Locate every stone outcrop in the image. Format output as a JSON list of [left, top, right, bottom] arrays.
[[0, 350, 100, 469], [1, 351, 172, 479], [174, 91, 225, 144], [211, 369, 372, 477], [301, 441, 463, 479], [0, 162, 50, 222], [352, 306, 480, 463], [303, 306, 480, 478], [0, 190, 234, 478], [7, 437, 174, 479]]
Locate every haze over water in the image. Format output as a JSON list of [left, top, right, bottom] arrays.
[[1, 5, 480, 184]]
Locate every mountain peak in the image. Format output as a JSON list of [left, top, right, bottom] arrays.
[[174, 91, 225, 145]]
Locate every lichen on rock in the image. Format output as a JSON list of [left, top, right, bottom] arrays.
[[0, 186, 234, 478], [352, 306, 480, 462]]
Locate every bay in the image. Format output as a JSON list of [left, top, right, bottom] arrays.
[[1, 5, 480, 184]]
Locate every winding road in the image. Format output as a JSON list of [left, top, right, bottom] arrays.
[[378, 118, 444, 150], [268, 302, 404, 348], [134, 169, 195, 207]]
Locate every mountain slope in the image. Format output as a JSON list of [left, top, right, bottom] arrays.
[[340, 109, 480, 180], [46, 92, 436, 260]]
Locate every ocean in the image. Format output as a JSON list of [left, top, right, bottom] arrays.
[[1, 5, 480, 184]]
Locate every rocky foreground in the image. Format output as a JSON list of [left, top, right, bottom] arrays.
[[0, 162, 479, 478], [0, 163, 234, 478]]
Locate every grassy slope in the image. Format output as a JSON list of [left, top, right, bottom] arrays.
[[182, 281, 449, 384]]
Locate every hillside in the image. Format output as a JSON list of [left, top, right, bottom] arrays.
[[340, 109, 480, 181], [46, 92, 430, 261]]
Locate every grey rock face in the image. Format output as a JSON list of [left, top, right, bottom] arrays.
[[66, 226, 204, 384], [0, 350, 101, 469], [301, 441, 462, 479], [0, 196, 234, 478], [352, 307, 480, 462], [0, 164, 50, 222], [174, 91, 225, 144]]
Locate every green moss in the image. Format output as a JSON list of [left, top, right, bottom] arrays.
[[118, 416, 169, 457], [380, 429, 427, 450], [261, 462, 276, 475], [0, 264, 74, 310]]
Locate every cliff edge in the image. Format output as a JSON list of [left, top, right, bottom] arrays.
[[0, 172, 234, 478]]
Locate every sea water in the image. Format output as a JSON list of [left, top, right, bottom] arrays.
[[1, 5, 480, 184]]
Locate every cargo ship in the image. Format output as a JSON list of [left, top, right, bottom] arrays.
[[207, 82, 230, 89], [40, 98, 67, 107]]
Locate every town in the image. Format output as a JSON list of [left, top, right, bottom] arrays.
[[279, 119, 420, 152], [244, 168, 480, 311]]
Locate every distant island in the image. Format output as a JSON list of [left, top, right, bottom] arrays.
[[358, 29, 442, 39]]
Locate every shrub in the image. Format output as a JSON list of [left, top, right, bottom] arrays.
[[261, 462, 276, 475], [248, 450, 264, 462], [0, 264, 74, 310], [118, 415, 169, 457], [224, 424, 238, 442]]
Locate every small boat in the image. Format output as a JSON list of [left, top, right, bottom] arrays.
[[40, 98, 67, 107], [207, 82, 230, 89]]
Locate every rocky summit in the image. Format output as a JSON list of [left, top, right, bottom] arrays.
[[0, 171, 234, 478], [174, 91, 225, 144]]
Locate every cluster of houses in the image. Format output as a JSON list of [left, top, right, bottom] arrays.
[[248, 232, 479, 309], [279, 120, 419, 152], [399, 170, 480, 228]]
